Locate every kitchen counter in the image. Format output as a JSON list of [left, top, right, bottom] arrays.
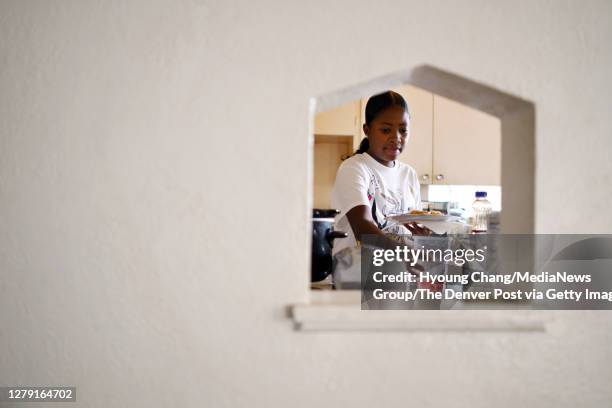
[[310, 274, 334, 290]]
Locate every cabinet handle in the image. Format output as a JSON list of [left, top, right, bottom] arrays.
[[421, 174, 429, 181], [435, 174, 444, 181]]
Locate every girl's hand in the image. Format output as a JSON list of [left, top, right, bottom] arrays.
[[405, 222, 434, 236]]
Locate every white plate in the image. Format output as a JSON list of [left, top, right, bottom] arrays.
[[387, 213, 460, 223]]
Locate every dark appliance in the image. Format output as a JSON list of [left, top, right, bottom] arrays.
[[311, 209, 347, 282]]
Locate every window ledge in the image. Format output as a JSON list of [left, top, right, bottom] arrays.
[[291, 291, 552, 332]]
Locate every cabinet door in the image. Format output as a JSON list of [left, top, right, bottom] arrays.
[[314, 100, 360, 140], [360, 84, 433, 183], [433, 95, 501, 185]]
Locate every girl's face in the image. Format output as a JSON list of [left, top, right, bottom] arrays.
[[363, 105, 410, 167]]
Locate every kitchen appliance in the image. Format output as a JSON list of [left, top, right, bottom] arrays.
[[311, 209, 347, 282], [421, 201, 457, 214]]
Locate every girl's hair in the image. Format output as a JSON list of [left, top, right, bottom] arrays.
[[353, 90, 410, 155]]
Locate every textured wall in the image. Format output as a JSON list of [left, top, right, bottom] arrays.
[[1, 0, 611, 407]]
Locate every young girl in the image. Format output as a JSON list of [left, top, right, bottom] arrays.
[[331, 90, 428, 256]]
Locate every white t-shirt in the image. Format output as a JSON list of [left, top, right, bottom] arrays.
[[330, 152, 421, 255]]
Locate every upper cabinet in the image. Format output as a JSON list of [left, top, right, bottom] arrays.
[[432, 95, 501, 185], [314, 100, 361, 141]]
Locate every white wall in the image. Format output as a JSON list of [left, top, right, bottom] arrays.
[[1, 1, 611, 407]]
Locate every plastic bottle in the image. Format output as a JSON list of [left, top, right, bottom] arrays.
[[471, 191, 492, 233]]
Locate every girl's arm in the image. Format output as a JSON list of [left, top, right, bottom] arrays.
[[346, 205, 432, 246], [345, 205, 388, 242], [346, 204, 424, 273]]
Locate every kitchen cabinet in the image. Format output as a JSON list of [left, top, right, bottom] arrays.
[[314, 100, 361, 141], [432, 95, 501, 185]]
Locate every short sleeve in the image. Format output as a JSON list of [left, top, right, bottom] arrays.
[[330, 160, 371, 217]]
